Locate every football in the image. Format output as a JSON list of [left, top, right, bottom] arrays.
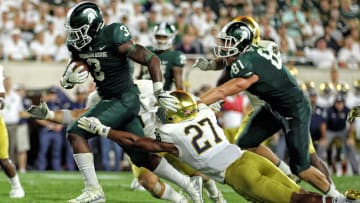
[[69, 60, 89, 73]]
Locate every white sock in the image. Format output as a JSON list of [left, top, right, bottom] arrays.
[[9, 174, 21, 188], [73, 153, 100, 188], [204, 179, 219, 197], [153, 158, 190, 188], [160, 183, 183, 202], [278, 160, 292, 176], [326, 184, 342, 198]]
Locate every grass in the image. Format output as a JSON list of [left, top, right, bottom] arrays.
[[0, 171, 359, 203]]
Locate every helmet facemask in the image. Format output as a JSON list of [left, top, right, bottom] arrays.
[[214, 22, 253, 58], [66, 24, 92, 50], [153, 22, 176, 50]]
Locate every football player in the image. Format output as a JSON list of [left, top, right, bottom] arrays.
[[137, 22, 186, 91], [58, 2, 202, 203], [76, 90, 360, 203], [193, 19, 344, 197], [0, 65, 25, 198]]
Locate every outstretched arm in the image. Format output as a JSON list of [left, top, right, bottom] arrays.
[[78, 117, 179, 155], [200, 75, 259, 105]]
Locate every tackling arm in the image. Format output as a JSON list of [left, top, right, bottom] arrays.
[[173, 67, 184, 90], [200, 75, 259, 105]]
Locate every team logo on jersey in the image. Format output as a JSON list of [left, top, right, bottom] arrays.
[[83, 8, 98, 24]]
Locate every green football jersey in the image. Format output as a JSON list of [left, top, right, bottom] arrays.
[[68, 23, 134, 98], [139, 47, 186, 91], [229, 43, 305, 116]]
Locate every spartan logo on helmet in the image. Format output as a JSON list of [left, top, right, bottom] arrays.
[[83, 8, 98, 24], [152, 22, 176, 50], [65, 1, 104, 50]]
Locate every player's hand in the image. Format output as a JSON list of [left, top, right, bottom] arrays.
[[156, 91, 180, 112], [27, 99, 54, 119], [192, 57, 211, 70], [347, 106, 360, 123], [60, 66, 88, 89], [78, 116, 110, 137], [209, 100, 223, 113]]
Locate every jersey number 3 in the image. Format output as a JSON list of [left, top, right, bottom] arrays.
[[184, 118, 222, 154]]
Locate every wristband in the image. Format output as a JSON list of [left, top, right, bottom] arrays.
[[61, 109, 72, 125], [47, 110, 55, 120], [153, 82, 163, 95]]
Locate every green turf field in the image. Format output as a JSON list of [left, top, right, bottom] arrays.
[[0, 171, 359, 203]]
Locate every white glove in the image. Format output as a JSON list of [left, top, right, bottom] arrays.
[[209, 100, 223, 113], [192, 57, 218, 71], [78, 117, 110, 137], [27, 99, 54, 120], [60, 66, 89, 89], [156, 91, 180, 112]]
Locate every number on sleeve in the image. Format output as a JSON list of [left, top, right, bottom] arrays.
[[119, 25, 130, 37], [256, 45, 282, 70]]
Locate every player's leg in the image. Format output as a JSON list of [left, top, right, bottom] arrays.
[[286, 105, 342, 198], [225, 151, 301, 203], [0, 117, 24, 198], [165, 153, 226, 203]]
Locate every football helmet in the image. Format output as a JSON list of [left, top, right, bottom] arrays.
[[353, 80, 360, 94], [214, 21, 254, 58], [164, 90, 198, 123], [336, 82, 350, 95], [65, 1, 104, 50], [232, 16, 260, 44], [152, 22, 176, 50], [319, 82, 335, 96]]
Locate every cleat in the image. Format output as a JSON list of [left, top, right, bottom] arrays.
[[208, 191, 227, 203], [130, 178, 146, 191], [345, 189, 360, 200], [9, 186, 25, 198], [184, 176, 203, 203], [67, 187, 105, 203]]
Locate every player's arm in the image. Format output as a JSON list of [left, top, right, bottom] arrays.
[[200, 75, 259, 105], [27, 100, 87, 124], [118, 40, 162, 82], [77, 116, 179, 155], [173, 67, 184, 90]]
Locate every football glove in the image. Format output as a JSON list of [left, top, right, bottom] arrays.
[[27, 99, 54, 120], [78, 117, 110, 137], [347, 106, 360, 123], [156, 91, 180, 112], [60, 66, 88, 89], [192, 57, 217, 71], [208, 100, 223, 113]]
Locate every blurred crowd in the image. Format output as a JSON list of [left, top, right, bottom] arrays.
[[0, 0, 360, 173], [0, 0, 359, 69]]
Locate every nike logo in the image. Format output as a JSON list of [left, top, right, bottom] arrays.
[[98, 45, 106, 50]]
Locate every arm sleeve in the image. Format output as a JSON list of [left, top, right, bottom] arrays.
[[231, 57, 254, 78], [113, 23, 133, 45]]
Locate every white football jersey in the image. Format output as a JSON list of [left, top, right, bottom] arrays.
[[158, 104, 243, 182]]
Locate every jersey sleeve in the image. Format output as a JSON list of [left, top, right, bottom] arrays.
[[112, 23, 132, 45], [157, 124, 177, 144], [230, 56, 254, 78], [174, 51, 187, 68]]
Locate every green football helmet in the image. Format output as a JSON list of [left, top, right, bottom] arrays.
[[65, 1, 104, 50], [153, 22, 176, 50], [164, 90, 198, 123], [214, 21, 254, 58]]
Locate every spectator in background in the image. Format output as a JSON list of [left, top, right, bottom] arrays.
[[53, 35, 69, 62], [1, 76, 24, 165], [276, 24, 296, 54], [99, 132, 124, 171], [29, 31, 55, 62], [14, 84, 31, 173], [338, 35, 360, 69], [43, 21, 59, 46], [49, 6, 66, 35], [201, 26, 218, 55], [308, 89, 327, 150], [35, 87, 64, 171], [3, 29, 30, 61], [190, 1, 206, 37], [160, 3, 175, 24], [302, 15, 324, 47], [346, 80, 360, 108], [304, 37, 336, 69], [281, 2, 307, 48]]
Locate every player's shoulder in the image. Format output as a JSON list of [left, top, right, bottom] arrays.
[[103, 23, 132, 45]]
